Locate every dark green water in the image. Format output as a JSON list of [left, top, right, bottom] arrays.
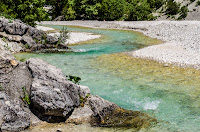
[[16, 25, 200, 132]]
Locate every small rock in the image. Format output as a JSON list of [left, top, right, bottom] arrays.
[[56, 128, 62, 132], [10, 60, 18, 67]]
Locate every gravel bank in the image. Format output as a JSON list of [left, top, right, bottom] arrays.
[[40, 21, 200, 69], [37, 25, 101, 45]]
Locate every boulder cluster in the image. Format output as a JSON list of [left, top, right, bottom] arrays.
[[0, 56, 156, 131], [0, 17, 67, 53]]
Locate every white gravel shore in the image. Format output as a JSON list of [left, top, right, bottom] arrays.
[[40, 21, 200, 69], [36, 25, 101, 45]]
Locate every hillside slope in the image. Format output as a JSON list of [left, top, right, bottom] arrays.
[[155, 0, 200, 20]]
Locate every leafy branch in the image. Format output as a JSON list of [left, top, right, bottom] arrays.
[[66, 75, 81, 85]]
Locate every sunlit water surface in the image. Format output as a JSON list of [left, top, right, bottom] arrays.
[[17, 25, 200, 132]]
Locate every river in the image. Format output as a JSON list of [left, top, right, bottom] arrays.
[[17, 25, 200, 132]]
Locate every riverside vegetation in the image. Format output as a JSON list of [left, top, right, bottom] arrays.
[[46, 0, 190, 21], [0, 0, 194, 27]]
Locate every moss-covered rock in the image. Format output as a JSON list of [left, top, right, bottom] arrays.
[[99, 108, 157, 130]]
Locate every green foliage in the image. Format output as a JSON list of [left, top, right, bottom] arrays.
[[46, 0, 68, 19], [19, 58, 26, 62], [2, 37, 6, 42], [22, 87, 31, 105], [147, 0, 164, 10], [0, 84, 4, 91], [99, 0, 125, 20], [67, 75, 81, 84], [178, 5, 189, 20], [190, 0, 195, 3], [196, 1, 200, 6], [125, 0, 156, 21], [4, 43, 11, 50], [165, 0, 180, 15], [57, 26, 68, 45], [79, 94, 90, 107], [47, 0, 166, 21], [24, 43, 31, 49], [0, 0, 49, 27], [62, 0, 77, 20]]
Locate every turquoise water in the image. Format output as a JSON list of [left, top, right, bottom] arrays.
[[16, 25, 200, 131]]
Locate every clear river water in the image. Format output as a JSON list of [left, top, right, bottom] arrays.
[[17, 25, 200, 132]]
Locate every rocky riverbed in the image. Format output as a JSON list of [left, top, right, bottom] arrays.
[[40, 21, 200, 69]]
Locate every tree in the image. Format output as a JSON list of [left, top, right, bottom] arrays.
[[0, 0, 48, 27], [147, 0, 164, 10], [80, 0, 102, 19], [99, 0, 125, 20], [125, 0, 155, 21], [165, 0, 180, 15], [46, 0, 68, 19], [61, 0, 77, 20]]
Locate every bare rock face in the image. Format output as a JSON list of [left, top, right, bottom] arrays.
[[66, 100, 94, 124], [78, 85, 91, 98], [46, 35, 58, 44], [21, 35, 36, 47], [26, 27, 58, 44], [0, 17, 62, 52], [0, 19, 8, 32], [27, 58, 80, 122], [0, 92, 30, 132], [4, 20, 29, 36]]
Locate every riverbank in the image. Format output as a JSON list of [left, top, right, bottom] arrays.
[[36, 26, 101, 45], [40, 21, 200, 69]]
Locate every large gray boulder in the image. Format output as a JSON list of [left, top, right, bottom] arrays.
[[0, 92, 30, 132], [4, 21, 28, 36], [21, 35, 36, 47], [26, 27, 58, 44], [0, 19, 8, 32], [88, 95, 119, 122], [27, 58, 80, 122], [26, 27, 44, 40], [46, 35, 58, 44]]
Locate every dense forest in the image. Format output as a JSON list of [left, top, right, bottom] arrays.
[[0, 0, 190, 26]]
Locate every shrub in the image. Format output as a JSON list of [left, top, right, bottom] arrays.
[[57, 26, 68, 45], [67, 75, 81, 85], [147, 0, 165, 10], [165, 0, 180, 15], [196, 1, 200, 6], [178, 5, 189, 20], [22, 87, 31, 105]]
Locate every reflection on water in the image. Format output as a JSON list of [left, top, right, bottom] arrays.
[[17, 25, 200, 132]]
